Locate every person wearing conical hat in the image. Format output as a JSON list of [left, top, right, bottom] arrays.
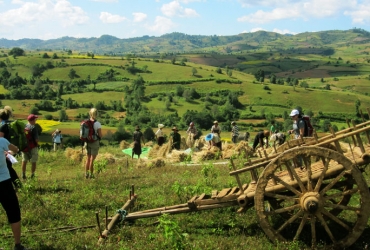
[[155, 124, 165, 146], [169, 126, 181, 150]]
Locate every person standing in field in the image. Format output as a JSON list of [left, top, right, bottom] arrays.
[[0, 107, 21, 187], [21, 114, 39, 180], [0, 137, 28, 250], [132, 125, 145, 159], [231, 121, 239, 144], [170, 126, 181, 150], [52, 129, 63, 151], [155, 124, 165, 146], [211, 120, 221, 138], [186, 122, 197, 148], [288, 109, 306, 139], [84, 108, 102, 179], [270, 120, 276, 135]]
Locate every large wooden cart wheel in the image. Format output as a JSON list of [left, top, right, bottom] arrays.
[[255, 146, 370, 249]]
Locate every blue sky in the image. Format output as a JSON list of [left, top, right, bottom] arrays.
[[1, 0, 370, 40]]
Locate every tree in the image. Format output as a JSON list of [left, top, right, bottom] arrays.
[[58, 109, 68, 121], [171, 57, 176, 64], [227, 69, 232, 77], [191, 67, 197, 76], [355, 99, 361, 115], [216, 67, 222, 74], [52, 53, 58, 59], [254, 69, 265, 81], [8, 47, 25, 57], [68, 68, 77, 80], [42, 53, 50, 58]]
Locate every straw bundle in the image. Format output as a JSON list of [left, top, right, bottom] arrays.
[[193, 146, 221, 162], [148, 144, 160, 158], [222, 143, 237, 159], [180, 137, 187, 149], [144, 141, 154, 147], [96, 153, 115, 164], [158, 142, 171, 157], [65, 147, 84, 162], [171, 150, 188, 162], [119, 140, 130, 149]]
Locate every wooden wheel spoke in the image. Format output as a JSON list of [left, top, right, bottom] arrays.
[[320, 171, 347, 195], [287, 159, 307, 192], [324, 187, 359, 201], [293, 213, 309, 241], [321, 209, 351, 231], [272, 175, 302, 196], [324, 202, 360, 212], [264, 192, 297, 201], [311, 215, 317, 248], [304, 156, 313, 191], [316, 213, 337, 243], [276, 209, 304, 233], [314, 157, 331, 192], [265, 204, 301, 215]]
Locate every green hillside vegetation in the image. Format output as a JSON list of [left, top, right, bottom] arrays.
[[1, 29, 370, 146]]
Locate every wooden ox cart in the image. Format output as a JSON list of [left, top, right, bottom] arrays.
[[100, 110, 370, 249]]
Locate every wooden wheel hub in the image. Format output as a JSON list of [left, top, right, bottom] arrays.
[[300, 192, 321, 213]]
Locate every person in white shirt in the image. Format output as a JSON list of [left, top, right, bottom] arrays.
[[155, 124, 165, 146], [52, 129, 63, 151]]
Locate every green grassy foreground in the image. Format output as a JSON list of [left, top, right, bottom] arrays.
[[1, 145, 370, 250]]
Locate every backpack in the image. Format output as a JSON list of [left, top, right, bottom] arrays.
[[80, 119, 97, 142], [1, 120, 28, 151], [23, 125, 37, 152], [300, 115, 314, 137]]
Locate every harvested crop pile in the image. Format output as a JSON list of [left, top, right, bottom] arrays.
[[158, 143, 171, 157], [180, 137, 187, 149], [96, 153, 115, 164], [194, 138, 205, 150], [136, 157, 166, 168], [145, 141, 153, 147], [193, 146, 221, 161], [234, 141, 254, 157], [222, 143, 236, 159], [119, 140, 130, 149], [148, 145, 160, 158], [171, 150, 188, 163], [65, 147, 83, 162]]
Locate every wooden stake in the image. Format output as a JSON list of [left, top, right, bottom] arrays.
[[105, 206, 108, 230], [95, 212, 102, 238]]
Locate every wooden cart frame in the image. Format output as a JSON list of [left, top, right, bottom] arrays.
[[100, 109, 370, 249]]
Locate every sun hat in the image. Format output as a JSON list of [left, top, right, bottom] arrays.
[[135, 125, 140, 130], [27, 114, 38, 121], [172, 126, 178, 131], [213, 120, 218, 124], [158, 124, 165, 128], [55, 129, 60, 133], [205, 133, 214, 141], [290, 109, 300, 117], [231, 121, 236, 125], [189, 122, 194, 126]]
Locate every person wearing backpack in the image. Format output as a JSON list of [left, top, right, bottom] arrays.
[[288, 109, 306, 139], [0, 107, 21, 188], [83, 108, 102, 179], [21, 114, 39, 180]]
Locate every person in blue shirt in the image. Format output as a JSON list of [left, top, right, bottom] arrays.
[[52, 129, 63, 151], [0, 137, 28, 250]]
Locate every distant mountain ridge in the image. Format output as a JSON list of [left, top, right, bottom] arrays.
[[1, 29, 370, 54]]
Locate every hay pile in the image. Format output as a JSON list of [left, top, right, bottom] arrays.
[[144, 141, 153, 147], [193, 146, 221, 162], [222, 143, 236, 159], [96, 153, 115, 164], [119, 140, 130, 149], [148, 145, 160, 158], [180, 137, 187, 149], [136, 157, 166, 168], [170, 150, 188, 163], [65, 147, 84, 162], [194, 138, 205, 150]]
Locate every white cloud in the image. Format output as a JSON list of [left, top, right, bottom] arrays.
[[344, 2, 370, 24], [238, 0, 295, 8], [250, 27, 266, 32], [146, 16, 176, 34], [161, 1, 199, 18], [273, 28, 296, 34], [132, 12, 147, 22], [99, 12, 127, 23], [237, 0, 356, 24], [0, 0, 89, 27]]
